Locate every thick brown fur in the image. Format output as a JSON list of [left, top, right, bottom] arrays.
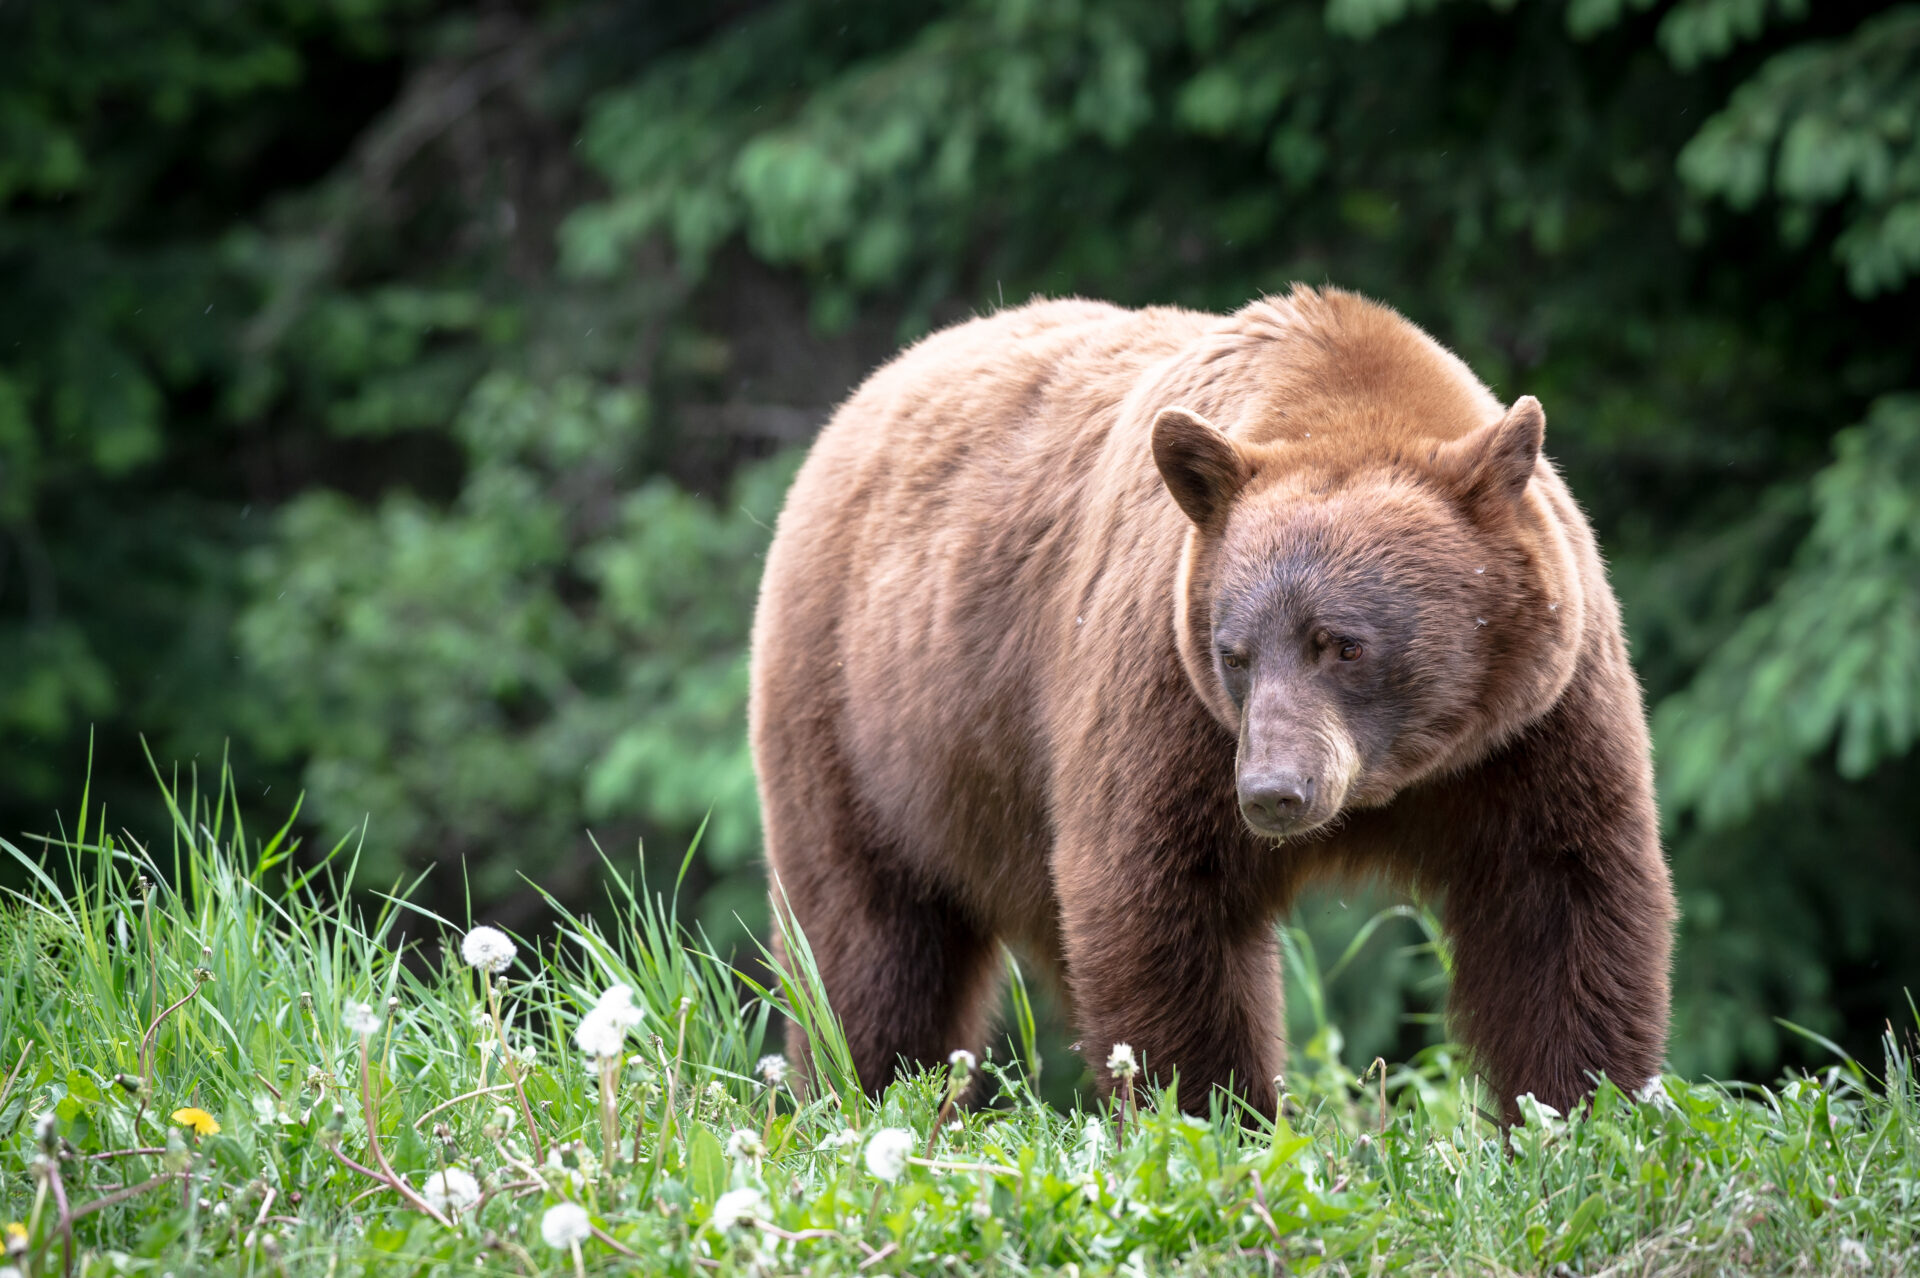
[[749, 288, 1675, 1123]]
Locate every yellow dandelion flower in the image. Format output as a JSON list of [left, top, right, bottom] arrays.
[[5, 1220, 28, 1253], [170, 1107, 220, 1136]]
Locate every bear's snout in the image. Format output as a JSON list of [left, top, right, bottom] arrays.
[[1238, 770, 1316, 834]]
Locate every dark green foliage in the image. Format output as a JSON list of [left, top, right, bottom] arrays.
[[2, 0, 1916, 1082]]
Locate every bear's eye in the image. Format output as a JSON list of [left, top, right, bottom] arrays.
[[1221, 650, 1245, 670], [1337, 640, 1364, 662]]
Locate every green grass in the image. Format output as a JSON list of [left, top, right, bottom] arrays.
[[1, 768, 1916, 1277]]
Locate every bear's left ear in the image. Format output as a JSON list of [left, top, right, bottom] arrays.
[[1434, 395, 1545, 517]]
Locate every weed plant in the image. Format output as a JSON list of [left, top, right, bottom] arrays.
[[1, 766, 1916, 1275]]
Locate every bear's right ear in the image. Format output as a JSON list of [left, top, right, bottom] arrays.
[[1153, 407, 1251, 528]]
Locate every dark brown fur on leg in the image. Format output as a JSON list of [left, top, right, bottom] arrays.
[[1049, 651, 1290, 1117], [1407, 661, 1673, 1123], [772, 853, 1001, 1099], [1059, 877, 1285, 1118]]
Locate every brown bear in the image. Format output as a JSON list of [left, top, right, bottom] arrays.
[[749, 287, 1674, 1122]]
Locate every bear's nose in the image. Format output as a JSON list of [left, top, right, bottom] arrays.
[[1239, 771, 1315, 831]]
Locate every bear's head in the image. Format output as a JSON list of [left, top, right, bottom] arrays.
[[1153, 397, 1588, 840]]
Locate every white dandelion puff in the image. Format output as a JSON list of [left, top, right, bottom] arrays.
[[726, 1128, 765, 1161], [539, 1202, 592, 1249], [421, 1167, 481, 1215], [460, 926, 517, 974], [1106, 1043, 1137, 1079], [574, 1005, 628, 1060], [863, 1127, 915, 1181], [593, 984, 646, 1030], [948, 1049, 976, 1072], [756, 1055, 788, 1086], [343, 1000, 382, 1037], [710, 1187, 771, 1230]]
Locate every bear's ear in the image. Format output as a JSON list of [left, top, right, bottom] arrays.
[[1153, 406, 1251, 528], [1434, 395, 1545, 517]]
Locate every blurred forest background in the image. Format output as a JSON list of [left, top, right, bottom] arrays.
[[2, 0, 1917, 1085]]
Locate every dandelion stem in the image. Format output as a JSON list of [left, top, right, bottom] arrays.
[[598, 1057, 617, 1174], [137, 975, 210, 1101], [45, 1146, 75, 1278], [410, 1083, 515, 1131], [486, 972, 546, 1162], [924, 1056, 973, 1159], [589, 1223, 638, 1257], [141, 889, 158, 1078], [857, 1240, 899, 1269], [648, 998, 693, 1190], [249, 1186, 278, 1248], [759, 1224, 842, 1243], [325, 1143, 389, 1185], [26, 1170, 189, 1275], [1247, 1169, 1284, 1245], [357, 1035, 454, 1229], [61, 1171, 187, 1223], [907, 1157, 1020, 1177]]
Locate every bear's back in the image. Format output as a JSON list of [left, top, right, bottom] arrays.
[[751, 298, 1215, 941]]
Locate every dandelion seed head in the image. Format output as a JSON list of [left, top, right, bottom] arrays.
[[756, 1054, 788, 1086], [593, 984, 646, 1031], [343, 1000, 382, 1037], [947, 1049, 976, 1073], [863, 1127, 915, 1181], [421, 1167, 481, 1214], [710, 1186, 770, 1230], [539, 1202, 592, 1249], [461, 926, 517, 974], [573, 1005, 628, 1059], [1106, 1043, 1137, 1079]]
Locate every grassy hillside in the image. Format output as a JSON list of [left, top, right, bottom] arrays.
[[0, 773, 1914, 1276]]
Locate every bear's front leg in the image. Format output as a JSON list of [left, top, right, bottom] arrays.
[[1053, 814, 1287, 1118], [1415, 671, 1675, 1123]]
